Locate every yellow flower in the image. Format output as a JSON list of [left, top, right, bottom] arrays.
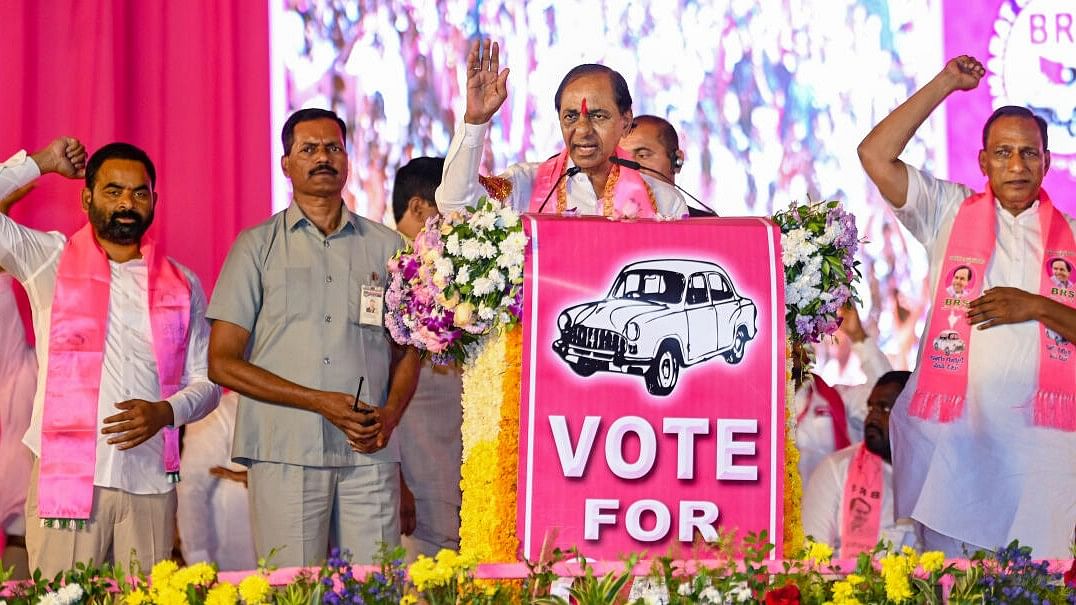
[[125, 589, 150, 605], [150, 559, 179, 587], [239, 574, 272, 605], [805, 541, 833, 566], [170, 562, 218, 589], [901, 545, 920, 569], [154, 586, 188, 605], [400, 595, 418, 605], [830, 579, 861, 605], [920, 550, 945, 573], [844, 574, 865, 586], [207, 583, 239, 605], [880, 553, 914, 602]]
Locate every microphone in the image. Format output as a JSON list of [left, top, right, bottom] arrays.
[[537, 166, 583, 213], [607, 156, 718, 216]]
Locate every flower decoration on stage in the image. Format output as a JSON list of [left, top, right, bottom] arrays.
[[772, 200, 861, 344], [386, 196, 526, 363]]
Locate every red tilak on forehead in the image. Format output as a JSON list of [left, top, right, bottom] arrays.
[[580, 97, 588, 116]]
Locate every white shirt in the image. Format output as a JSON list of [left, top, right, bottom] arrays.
[[0, 274, 36, 535], [802, 444, 919, 555], [396, 360, 463, 506], [176, 391, 256, 570], [795, 338, 892, 482], [0, 151, 219, 495], [889, 165, 1076, 558], [435, 122, 687, 218]]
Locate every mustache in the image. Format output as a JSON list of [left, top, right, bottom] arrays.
[[309, 164, 339, 176], [109, 210, 144, 223]]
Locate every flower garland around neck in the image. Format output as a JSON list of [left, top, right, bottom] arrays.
[[556, 163, 621, 215]]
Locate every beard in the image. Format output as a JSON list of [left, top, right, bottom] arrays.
[[863, 423, 891, 462], [88, 199, 153, 245]]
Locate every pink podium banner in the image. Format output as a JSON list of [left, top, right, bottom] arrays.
[[517, 216, 787, 561]]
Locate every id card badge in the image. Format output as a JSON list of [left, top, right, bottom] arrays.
[[359, 285, 385, 326]]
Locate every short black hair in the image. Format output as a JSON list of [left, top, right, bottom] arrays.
[[281, 108, 348, 155], [953, 265, 973, 281], [1051, 257, 1072, 271], [554, 64, 632, 115], [86, 143, 156, 190], [876, 370, 911, 391], [391, 157, 445, 223], [982, 106, 1048, 151], [630, 115, 680, 159]]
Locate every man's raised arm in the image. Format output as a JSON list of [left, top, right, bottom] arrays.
[[0, 137, 85, 202], [436, 39, 509, 212], [857, 56, 984, 208]]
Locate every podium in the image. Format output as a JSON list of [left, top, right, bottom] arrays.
[[457, 215, 794, 564]]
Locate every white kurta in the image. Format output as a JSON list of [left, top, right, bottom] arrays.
[[795, 338, 893, 482], [0, 151, 220, 495], [0, 274, 36, 537], [889, 165, 1076, 558], [802, 444, 920, 555], [176, 392, 256, 571], [435, 122, 687, 218]]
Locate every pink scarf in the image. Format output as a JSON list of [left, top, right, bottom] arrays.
[[527, 147, 657, 218], [910, 187, 1076, 431], [39, 224, 191, 525], [840, 443, 884, 558]]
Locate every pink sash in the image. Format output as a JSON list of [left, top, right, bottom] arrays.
[[39, 224, 191, 525], [840, 443, 884, 558], [910, 188, 1076, 431], [527, 147, 657, 218]]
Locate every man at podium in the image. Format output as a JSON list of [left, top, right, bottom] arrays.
[[436, 39, 686, 219]]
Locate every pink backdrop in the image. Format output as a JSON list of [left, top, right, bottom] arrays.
[[1, 1, 273, 340], [518, 216, 786, 560]]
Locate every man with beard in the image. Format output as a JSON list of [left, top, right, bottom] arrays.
[[436, 40, 686, 219], [802, 371, 919, 557], [208, 109, 421, 565], [0, 139, 219, 575]]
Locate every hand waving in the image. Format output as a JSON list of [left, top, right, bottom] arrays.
[[463, 39, 509, 125], [943, 55, 985, 92]]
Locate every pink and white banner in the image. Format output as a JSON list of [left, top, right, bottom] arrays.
[[944, 0, 1076, 215], [517, 215, 786, 561]]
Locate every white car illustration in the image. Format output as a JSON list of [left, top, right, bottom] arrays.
[[552, 259, 758, 396], [932, 330, 966, 355]]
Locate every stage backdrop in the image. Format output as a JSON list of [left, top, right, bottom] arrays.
[[943, 0, 1076, 200], [1, 0, 273, 318], [517, 215, 786, 560]]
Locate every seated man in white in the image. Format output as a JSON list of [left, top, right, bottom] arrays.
[[803, 371, 920, 556], [436, 39, 686, 219], [795, 304, 892, 482]]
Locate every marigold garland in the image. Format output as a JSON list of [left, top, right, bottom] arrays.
[[458, 327, 522, 563], [783, 337, 805, 556]]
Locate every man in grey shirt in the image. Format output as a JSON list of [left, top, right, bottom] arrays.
[[207, 108, 420, 565]]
